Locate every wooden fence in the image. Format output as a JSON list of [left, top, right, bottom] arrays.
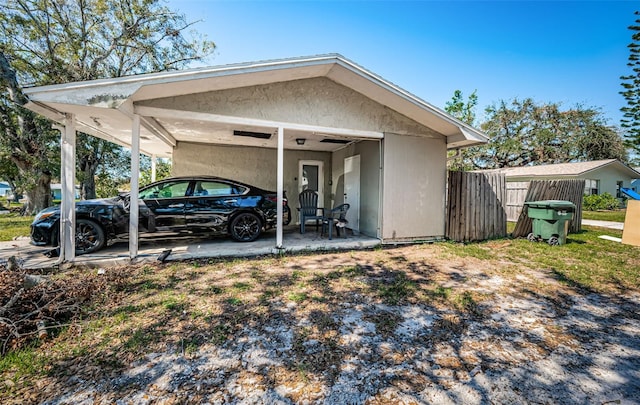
[[505, 181, 529, 221], [512, 179, 584, 237], [446, 171, 507, 242]]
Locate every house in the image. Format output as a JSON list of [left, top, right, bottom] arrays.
[[50, 184, 80, 201], [632, 167, 640, 193], [478, 159, 640, 221], [22, 54, 487, 262], [0, 182, 11, 201]]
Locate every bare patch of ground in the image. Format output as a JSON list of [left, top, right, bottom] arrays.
[[2, 243, 640, 404]]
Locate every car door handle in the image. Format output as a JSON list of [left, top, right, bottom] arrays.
[[223, 199, 237, 204]]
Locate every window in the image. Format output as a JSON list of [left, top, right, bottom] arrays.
[[195, 181, 245, 196], [139, 181, 190, 199], [584, 179, 599, 196]]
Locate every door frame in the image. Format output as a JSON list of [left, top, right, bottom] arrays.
[[298, 160, 325, 208]]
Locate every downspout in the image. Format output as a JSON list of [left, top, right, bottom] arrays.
[[377, 138, 384, 241]]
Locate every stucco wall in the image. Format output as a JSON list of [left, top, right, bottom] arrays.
[[382, 133, 447, 241], [139, 77, 442, 137], [172, 142, 331, 223], [331, 141, 381, 238]]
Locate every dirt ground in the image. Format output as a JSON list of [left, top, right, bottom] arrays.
[[5, 243, 640, 404]]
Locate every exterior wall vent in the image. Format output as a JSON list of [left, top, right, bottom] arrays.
[[233, 130, 272, 139]]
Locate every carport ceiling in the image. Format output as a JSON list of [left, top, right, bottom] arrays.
[[24, 54, 488, 157]]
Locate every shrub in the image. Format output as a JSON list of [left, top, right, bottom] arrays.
[[583, 193, 620, 211]]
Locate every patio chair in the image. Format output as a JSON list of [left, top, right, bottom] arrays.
[[322, 203, 350, 240], [298, 189, 324, 234]]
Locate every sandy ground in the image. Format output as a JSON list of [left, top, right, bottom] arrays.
[[4, 244, 639, 404]]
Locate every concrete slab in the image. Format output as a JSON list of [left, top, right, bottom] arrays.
[[581, 219, 624, 230], [0, 226, 381, 270]]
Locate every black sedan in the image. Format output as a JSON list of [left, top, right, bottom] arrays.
[[31, 176, 291, 255]]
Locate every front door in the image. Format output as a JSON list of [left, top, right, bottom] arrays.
[[299, 160, 324, 211]]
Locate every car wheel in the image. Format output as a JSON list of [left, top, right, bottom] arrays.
[[75, 219, 106, 254], [230, 212, 262, 242]]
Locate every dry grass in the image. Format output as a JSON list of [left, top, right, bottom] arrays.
[[1, 228, 639, 403]]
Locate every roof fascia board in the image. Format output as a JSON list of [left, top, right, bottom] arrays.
[[23, 54, 488, 145], [23, 54, 342, 98], [134, 105, 384, 140]]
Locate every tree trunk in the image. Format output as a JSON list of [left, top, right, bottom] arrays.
[[81, 168, 96, 200], [24, 172, 52, 215], [79, 158, 98, 200]]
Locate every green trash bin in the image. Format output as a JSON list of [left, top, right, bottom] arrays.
[[524, 200, 575, 245]]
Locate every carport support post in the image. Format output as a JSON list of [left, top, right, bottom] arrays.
[[129, 114, 141, 259], [151, 154, 157, 182], [61, 113, 76, 262], [276, 127, 284, 249]]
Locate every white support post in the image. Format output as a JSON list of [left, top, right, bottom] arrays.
[[61, 114, 76, 262], [151, 154, 157, 182], [276, 127, 284, 249], [129, 114, 141, 259]]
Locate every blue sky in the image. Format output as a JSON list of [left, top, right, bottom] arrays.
[[167, 0, 638, 126]]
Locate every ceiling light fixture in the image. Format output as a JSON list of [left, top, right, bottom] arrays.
[[296, 138, 306, 145]]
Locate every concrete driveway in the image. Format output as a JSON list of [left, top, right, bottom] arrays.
[[0, 226, 380, 270]]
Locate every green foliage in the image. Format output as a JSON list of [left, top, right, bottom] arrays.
[[583, 193, 620, 211], [620, 11, 640, 152], [140, 157, 172, 187], [1, 0, 214, 208], [445, 90, 481, 171], [445, 89, 478, 125], [457, 98, 628, 169]]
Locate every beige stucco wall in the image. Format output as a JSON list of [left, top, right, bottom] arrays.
[[381, 133, 447, 241], [331, 141, 381, 238], [172, 142, 331, 224], [139, 77, 441, 137], [164, 77, 451, 241]]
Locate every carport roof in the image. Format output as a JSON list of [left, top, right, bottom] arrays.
[[24, 54, 488, 157]]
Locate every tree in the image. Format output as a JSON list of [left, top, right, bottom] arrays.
[[444, 90, 480, 171], [140, 157, 172, 187], [0, 52, 59, 213], [445, 89, 478, 125], [459, 98, 628, 169], [620, 10, 640, 152], [1, 0, 215, 212]]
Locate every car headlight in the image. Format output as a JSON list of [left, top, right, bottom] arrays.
[[34, 210, 56, 222]]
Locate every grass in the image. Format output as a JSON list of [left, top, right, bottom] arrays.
[[0, 213, 33, 241], [581, 209, 626, 223], [1, 226, 639, 399], [440, 226, 639, 293]]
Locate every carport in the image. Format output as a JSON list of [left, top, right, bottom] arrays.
[[23, 54, 486, 264]]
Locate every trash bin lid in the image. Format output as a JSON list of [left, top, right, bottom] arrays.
[[524, 200, 576, 209]]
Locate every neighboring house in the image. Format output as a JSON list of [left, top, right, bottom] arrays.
[[22, 54, 488, 262], [632, 167, 640, 193], [0, 182, 11, 201], [50, 184, 81, 200], [478, 159, 640, 221]]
